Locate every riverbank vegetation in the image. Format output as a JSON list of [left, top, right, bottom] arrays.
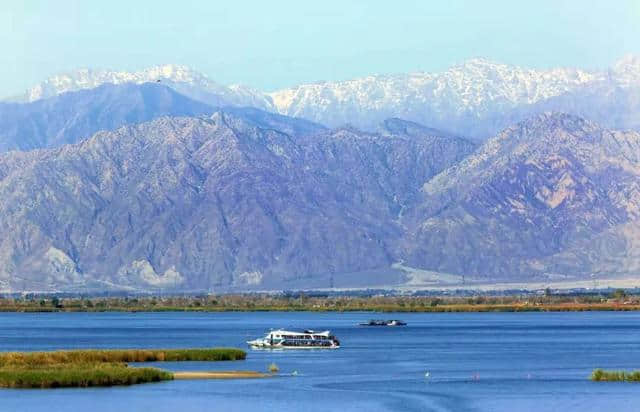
[[0, 363, 171, 388], [0, 348, 247, 388], [591, 369, 640, 382], [0, 348, 246, 366], [1, 291, 639, 313]]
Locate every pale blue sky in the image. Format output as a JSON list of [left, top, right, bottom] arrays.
[[2, 0, 640, 97]]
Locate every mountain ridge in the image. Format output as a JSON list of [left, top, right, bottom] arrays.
[[7, 64, 274, 110], [8, 56, 640, 139], [0, 82, 216, 152], [1, 110, 639, 292], [269, 57, 640, 137]]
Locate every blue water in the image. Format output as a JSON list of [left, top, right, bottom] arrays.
[[0, 311, 639, 411]]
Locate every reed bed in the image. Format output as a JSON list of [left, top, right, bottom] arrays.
[[591, 369, 640, 382], [0, 363, 172, 388], [0, 348, 245, 367], [0, 348, 246, 388]]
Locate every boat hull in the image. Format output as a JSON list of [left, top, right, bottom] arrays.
[[248, 343, 340, 350]]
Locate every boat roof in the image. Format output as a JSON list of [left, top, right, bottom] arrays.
[[268, 329, 330, 336]]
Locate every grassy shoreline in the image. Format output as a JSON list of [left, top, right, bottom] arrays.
[[0, 348, 247, 389]]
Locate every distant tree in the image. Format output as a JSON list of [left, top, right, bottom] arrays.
[[50, 296, 60, 308], [612, 289, 627, 300]]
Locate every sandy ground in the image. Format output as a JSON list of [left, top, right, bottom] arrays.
[[173, 371, 268, 380]]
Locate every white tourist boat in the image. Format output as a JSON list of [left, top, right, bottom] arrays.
[[247, 329, 340, 349]]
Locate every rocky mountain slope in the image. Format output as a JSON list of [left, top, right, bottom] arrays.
[[402, 113, 640, 282], [0, 112, 474, 292], [0, 83, 215, 152]]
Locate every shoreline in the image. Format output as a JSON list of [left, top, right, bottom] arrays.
[[2, 292, 639, 313], [1, 304, 639, 313], [173, 371, 268, 380]]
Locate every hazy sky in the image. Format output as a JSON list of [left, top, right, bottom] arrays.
[[2, 0, 640, 97]]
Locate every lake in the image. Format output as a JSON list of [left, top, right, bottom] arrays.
[[0, 311, 639, 411]]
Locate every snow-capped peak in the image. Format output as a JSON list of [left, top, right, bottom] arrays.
[[14, 64, 226, 103], [266, 57, 608, 135], [9, 64, 277, 110], [8, 56, 640, 139], [612, 54, 640, 84], [614, 54, 640, 70]]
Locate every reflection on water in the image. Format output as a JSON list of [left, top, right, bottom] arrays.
[[1, 311, 639, 411]]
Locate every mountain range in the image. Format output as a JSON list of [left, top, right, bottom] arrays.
[[0, 82, 322, 153], [0, 58, 639, 292], [6, 64, 273, 110], [270, 56, 640, 138], [0, 111, 475, 292], [7, 56, 640, 140]]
